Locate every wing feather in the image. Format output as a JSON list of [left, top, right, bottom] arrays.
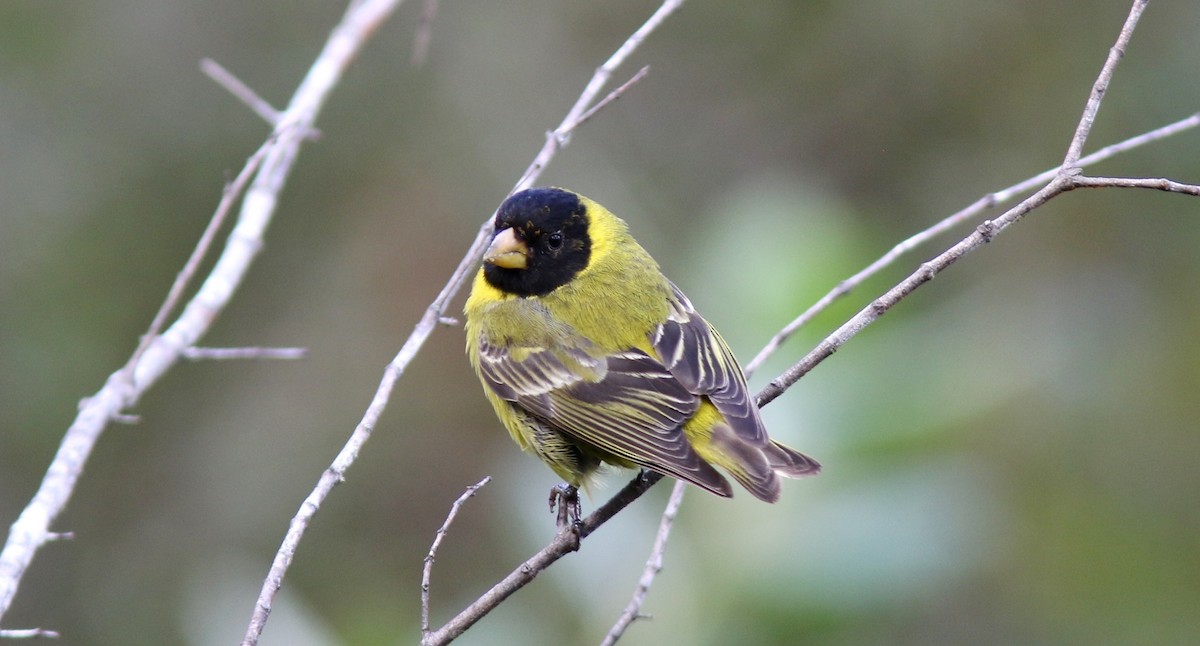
[[653, 283, 767, 445], [476, 334, 732, 496]]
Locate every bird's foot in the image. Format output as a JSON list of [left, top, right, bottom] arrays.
[[548, 483, 582, 530]]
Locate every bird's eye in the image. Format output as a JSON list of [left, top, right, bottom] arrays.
[[547, 232, 563, 250]]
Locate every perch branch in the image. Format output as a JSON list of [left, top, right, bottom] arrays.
[[421, 471, 666, 646]]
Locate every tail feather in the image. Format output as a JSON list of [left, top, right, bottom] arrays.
[[706, 423, 782, 503], [710, 434, 822, 503], [766, 440, 822, 478], [686, 410, 820, 502]]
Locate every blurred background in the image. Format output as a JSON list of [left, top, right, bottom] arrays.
[[2, 1, 1199, 644]]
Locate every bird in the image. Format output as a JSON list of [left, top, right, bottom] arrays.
[[464, 187, 819, 521]]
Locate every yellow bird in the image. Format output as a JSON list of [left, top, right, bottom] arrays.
[[465, 188, 818, 512]]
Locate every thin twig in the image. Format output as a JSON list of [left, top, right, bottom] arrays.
[[241, 1, 683, 644], [201, 58, 283, 126], [573, 65, 650, 128], [1073, 175, 1200, 194], [421, 477, 491, 636], [181, 346, 309, 361], [122, 138, 274, 381], [1062, 0, 1148, 170], [600, 480, 687, 646]]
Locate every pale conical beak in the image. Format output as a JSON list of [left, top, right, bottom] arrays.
[[483, 227, 529, 269]]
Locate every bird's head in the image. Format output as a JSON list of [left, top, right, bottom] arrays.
[[482, 187, 592, 297]]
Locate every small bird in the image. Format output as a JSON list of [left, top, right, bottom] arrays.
[[465, 188, 819, 519]]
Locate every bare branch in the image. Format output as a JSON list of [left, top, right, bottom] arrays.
[[573, 66, 651, 130], [220, 5, 414, 646], [201, 58, 284, 127], [1073, 175, 1200, 195], [0, 0, 404, 632], [1061, 0, 1147, 169], [1064, 111, 1200, 177], [181, 346, 309, 361], [421, 477, 491, 637], [600, 480, 687, 646], [745, 111, 1200, 375]]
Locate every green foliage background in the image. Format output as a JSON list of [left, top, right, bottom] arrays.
[[2, 1, 1199, 644]]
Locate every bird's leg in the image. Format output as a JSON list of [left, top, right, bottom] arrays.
[[548, 483, 581, 529]]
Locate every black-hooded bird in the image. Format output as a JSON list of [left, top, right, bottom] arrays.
[[465, 187, 819, 515]]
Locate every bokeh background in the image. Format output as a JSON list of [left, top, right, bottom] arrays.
[[3, 1, 1199, 644]]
